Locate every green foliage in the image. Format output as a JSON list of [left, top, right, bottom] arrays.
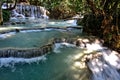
[[29, 0, 62, 10], [69, 0, 85, 13], [49, 0, 76, 19], [1, 0, 13, 3], [28, 0, 85, 14], [2, 10, 10, 22], [83, 0, 120, 51], [81, 14, 103, 36]]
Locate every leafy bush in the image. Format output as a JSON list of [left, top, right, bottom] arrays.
[[80, 14, 103, 36], [2, 10, 10, 22], [49, 1, 75, 19]]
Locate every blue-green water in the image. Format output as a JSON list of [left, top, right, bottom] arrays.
[[0, 29, 81, 48], [3, 19, 78, 28], [0, 20, 86, 80], [0, 47, 85, 80]]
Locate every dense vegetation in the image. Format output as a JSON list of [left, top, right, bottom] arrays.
[[0, 0, 120, 52], [82, 0, 120, 52], [28, 0, 85, 19], [2, 10, 10, 22]]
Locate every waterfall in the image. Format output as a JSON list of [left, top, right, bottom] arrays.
[[53, 37, 120, 80], [1, 26, 119, 80], [0, 44, 53, 58], [0, 28, 119, 80], [31, 5, 35, 18], [9, 4, 49, 22], [86, 50, 120, 80], [0, 27, 82, 58], [82, 39, 120, 80], [0, 55, 46, 68]]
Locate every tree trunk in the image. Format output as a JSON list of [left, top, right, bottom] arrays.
[[0, 1, 3, 25]]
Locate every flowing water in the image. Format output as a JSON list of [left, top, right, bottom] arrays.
[[2, 19, 78, 31], [1, 18, 120, 80], [0, 3, 88, 80], [0, 24, 87, 80], [0, 46, 86, 80], [0, 29, 81, 48]]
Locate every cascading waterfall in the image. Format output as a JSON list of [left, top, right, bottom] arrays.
[[80, 39, 120, 80], [0, 27, 119, 80], [10, 4, 49, 23], [0, 43, 53, 58], [1, 3, 120, 79], [0, 27, 82, 58], [53, 37, 120, 80], [86, 50, 120, 80]]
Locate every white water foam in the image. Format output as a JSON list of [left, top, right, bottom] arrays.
[[0, 28, 69, 39], [84, 43, 103, 53], [0, 29, 61, 39], [0, 32, 16, 39], [53, 42, 76, 53], [87, 53, 120, 80], [0, 55, 46, 68], [84, 41, 120, 80], [61, 42, 76, 47], [20, 29, 42, 33], [102, 50, 120, 69], [53, 43, 62, 53], [44, 28, 54, 31], [65, 20, 77, 26]]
